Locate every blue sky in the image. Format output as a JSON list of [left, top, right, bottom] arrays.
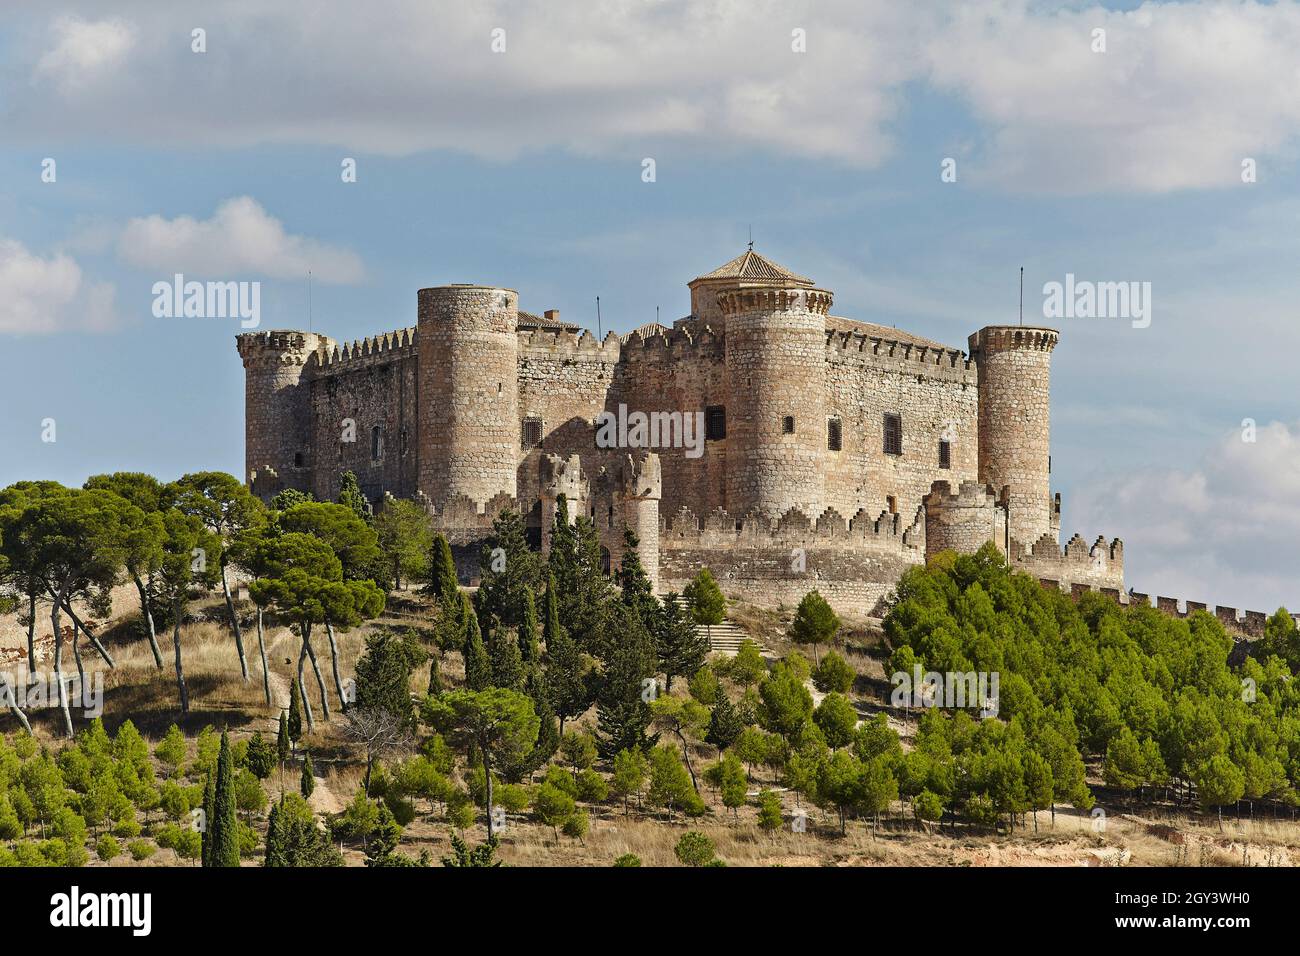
[[3, 0, 1300, 611]]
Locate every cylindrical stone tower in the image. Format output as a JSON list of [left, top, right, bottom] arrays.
[[418, 285, 519, 507], [722, 285, 833, 519], [969, 325, 1059, 546], [619, 452, 662, 593], [235, 330, 332, 499]]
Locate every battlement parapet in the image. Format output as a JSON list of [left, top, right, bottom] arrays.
[[618, 324, 724, 363], [716, 286, 833, 317], [317, 327, 418, 374], [968, 325, 1059, 357], [236, 330, 334, 368], [825, 330, 974, 382], [662, 502, 924, 553], [518, 327, 622, 362]]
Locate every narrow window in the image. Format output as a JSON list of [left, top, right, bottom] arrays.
[[887, 495, 898, 514], [293, 452, 304, 468], [399, 426, 409, 458], [370, 425, 383, 461], [522, 416, 543, 449], [782, 416, 795, 434], [827, 417, 842, 452], [883, 413, 902, 456], [705, 405, 727, 441], [938, 439, 951, 470]]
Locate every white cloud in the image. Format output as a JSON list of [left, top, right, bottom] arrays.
[[34, 15, 136, 93], [9, 2, 1300, 192], [1071, 421, 1300, 613], [117, 197, 364, 284], [0, 238, 117, 335]]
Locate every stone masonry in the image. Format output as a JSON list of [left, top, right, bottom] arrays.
[[236, 248, 1121, 614]]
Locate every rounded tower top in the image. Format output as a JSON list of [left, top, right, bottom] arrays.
[[235, 330, 334, 368], [968, 325, 1059, 358]]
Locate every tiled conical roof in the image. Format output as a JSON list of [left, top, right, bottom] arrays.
[[692, 249, 813, 285]]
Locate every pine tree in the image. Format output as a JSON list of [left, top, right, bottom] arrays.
[[428, 655, 443, 695], [706, 691, 744, 751], [263, 799, 283, 866], [462, 599, 492, 691], [617, 528, 658, 627], [209, 731, 240, 867], [595, 602, 659, 758], [300, 752, 315, 799], [474, 509, 540, 629], [288, 680, 303, 749], [658, 592, 708, 692]]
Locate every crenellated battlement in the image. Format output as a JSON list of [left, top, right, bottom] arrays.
[[826, 330, 973, 373], [518, 327, 621, 361], [316, 326, 418, 374], [662, 502, 925, 553], [236, 329, 333, 368], [968, 325, 1059, 356], [619, 323, 724, 363]]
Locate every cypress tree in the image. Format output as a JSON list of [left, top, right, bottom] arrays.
[[658, 592, 708, 692], [300, 752, 315, 799], [288, 679, 303, 749], [276, 710, 290, 764], [426, 532, 459, 612], [428, 654, 443, 695], [337, 470, 372, 522], [210, 731, 240, 867], [462, 599, 492, 691], [487, 622, 524, 690], [263, 800, 283, 867], [518, 588, 540, 666], [543, 572, 588, 736], [595, 602, 658, 758], [201, 770, 216, 867]]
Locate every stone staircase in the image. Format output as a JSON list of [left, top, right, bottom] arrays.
[[669, 596, 764, 656]]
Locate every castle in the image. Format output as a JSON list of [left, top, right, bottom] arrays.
[[235, 248, 1125, 615]]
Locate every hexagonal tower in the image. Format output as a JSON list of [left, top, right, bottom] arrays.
[[417, 285, 519, 507], [968, 325, 1059, 546], [235, 330, 334, 500], [721, 280, 834, 519]]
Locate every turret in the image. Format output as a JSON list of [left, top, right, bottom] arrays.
[[721, 283, 833, 519], [417, 285, 520, 507], [539, 453, 586, 554], [969, 325, 1059, 546], [235, 330, 333, 500], [618, 451, 662, 592]]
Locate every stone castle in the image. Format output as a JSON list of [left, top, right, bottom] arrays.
[[235, 248, 1125, 615]]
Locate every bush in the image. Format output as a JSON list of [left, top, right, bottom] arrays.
[[613, 853, 642, 867], [674, 830, 716, 866], [95, 834, 120, 862], [575, 768, 609, 803], [127, 839, 156, 862], [811, 651, 856, 694]]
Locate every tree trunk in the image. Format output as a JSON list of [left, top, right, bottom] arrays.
[[324, 620, 346, 708], [57, 600, 114, 667], [25, 590, 36, 673], [1, 676, 31, 734], [256, 607, 271, 706], [221, 564, 249, 681], [297, 629, 315, 731], [485, 746, 496, 842], [302, 624, 330, 721], [50, 596, 74, 737], [172, 597, 189, 714], [70, 620, 86, 707], [675, 729, 698, 792], [133, 572, 164, 669]]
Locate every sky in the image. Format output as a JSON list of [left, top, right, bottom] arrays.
[[2, 0, 1299, 612]]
